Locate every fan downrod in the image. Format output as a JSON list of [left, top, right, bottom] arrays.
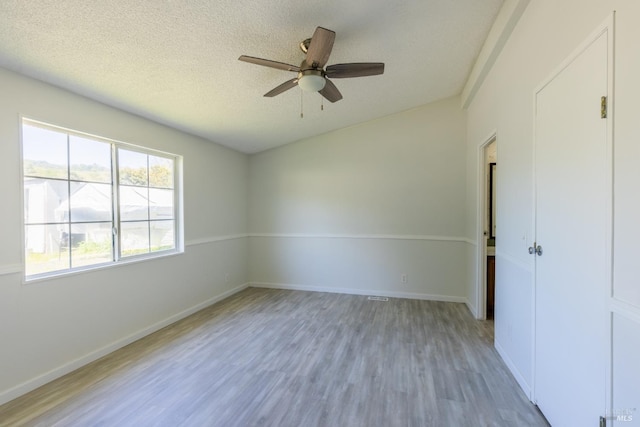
[[299, 38, 312, 54]]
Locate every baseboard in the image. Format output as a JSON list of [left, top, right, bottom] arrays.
[[465, 298, 478, 318], [249, 282, 466, 303], [494, 338, 532, 400], [0, 282, 249, 406]]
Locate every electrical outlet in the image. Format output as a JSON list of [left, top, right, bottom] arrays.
[[401, 274, 408, 284]]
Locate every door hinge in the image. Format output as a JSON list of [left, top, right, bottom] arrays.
[[601, 96, 607, 119]]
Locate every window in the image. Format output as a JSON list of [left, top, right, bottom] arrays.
[[21, 119, 181, 279]]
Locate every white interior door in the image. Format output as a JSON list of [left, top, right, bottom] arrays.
[[534, 26, 611, 426]]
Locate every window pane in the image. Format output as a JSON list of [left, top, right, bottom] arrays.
[[24, 178, 69, 224], [150, 220, 175, 252], [118, 149, 148, 186], [120, 221, 150, 257], [149, 188, 174, 220], [71, 222, 113, 268], [120, 186, 149, 221], [69, 182, 112, 223], [70, 136, 111, 183], [22, 124, 68, 179], [149, 155, 173, 188], [25, 224, 70, 276]]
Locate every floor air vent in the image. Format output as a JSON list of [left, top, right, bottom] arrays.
[[367, 296, 389, 301]]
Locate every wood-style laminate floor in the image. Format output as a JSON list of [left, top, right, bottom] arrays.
[[0, 288, 549, 427]]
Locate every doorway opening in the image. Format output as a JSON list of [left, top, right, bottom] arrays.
[[475, 134, 496, 320]]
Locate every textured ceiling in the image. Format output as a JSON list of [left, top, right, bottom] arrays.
[[0, 0, 504, 153]]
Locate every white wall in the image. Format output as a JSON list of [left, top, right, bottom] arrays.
[[0, 67, 249, 404], [249, 96, 469, 301], [465, 0, 640, 401]]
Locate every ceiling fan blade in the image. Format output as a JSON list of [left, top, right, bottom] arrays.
[[239, 55, 300, 72], [264, 78, 299, 97], [304, 27, 335, 69], [325, 63, 385, 78], [319, 79, 343, 103]]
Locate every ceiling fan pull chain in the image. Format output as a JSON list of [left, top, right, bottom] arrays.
[[300, 90, 304, 118], [321, 95, 324, 111]]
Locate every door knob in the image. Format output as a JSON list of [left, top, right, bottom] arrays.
[[528, 245, 543, 256]]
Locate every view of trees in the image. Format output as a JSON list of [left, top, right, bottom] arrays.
[[23, 159, 68, 180], [119, 164, 172, 188], [23, 160, 173, 188]]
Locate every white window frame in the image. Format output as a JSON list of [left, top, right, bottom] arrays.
[[20, 118, 184, 282]]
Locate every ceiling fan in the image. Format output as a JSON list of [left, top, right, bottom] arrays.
[[239, 26, 384, 103]]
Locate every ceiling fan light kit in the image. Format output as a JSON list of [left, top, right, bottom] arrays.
[[239, 26, 384, 104], [297, 70, 326, 92]]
